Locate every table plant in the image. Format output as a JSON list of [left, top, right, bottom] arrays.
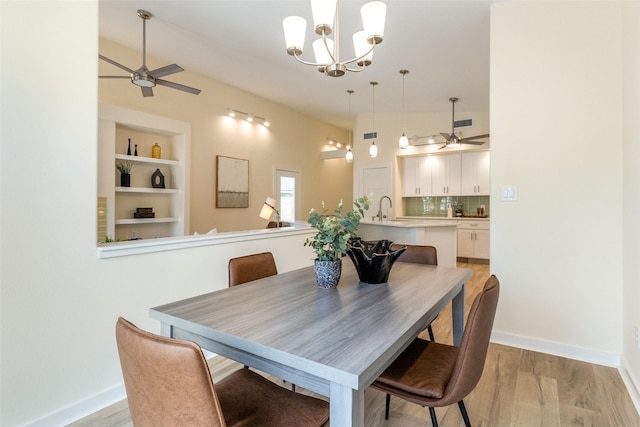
[[116, 160, 133, 187], [305, 196, 370, 288]]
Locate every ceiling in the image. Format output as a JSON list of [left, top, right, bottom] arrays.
[[98, 1, 497, 129]]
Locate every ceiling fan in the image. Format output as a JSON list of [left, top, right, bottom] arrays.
[[438, 97, 489, 149], [98, 9, 201, 97]]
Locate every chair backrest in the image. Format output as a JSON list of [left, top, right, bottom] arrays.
[[228, 252, 278, 287], [441, 275, 500, 404], [115, 317, 226, 427], [266, 221, 290, 228], [393, 244, 438, 266]]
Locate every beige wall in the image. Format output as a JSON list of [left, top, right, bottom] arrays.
[[490, 2, 624, 358], [99, 38, 353, 233]]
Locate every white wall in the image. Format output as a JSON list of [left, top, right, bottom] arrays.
[[0, 2, 314, 425], [622, 0, 640, 399], [490, 2, 623, 361]]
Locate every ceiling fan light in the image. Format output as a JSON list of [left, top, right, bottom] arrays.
[[283, 16, 307, 56], [131, 72, 155, 87], [310, 0, 336, 35], [361, 1, 386, 45], [312, 38, 334, 65], [353, 31, 373, 66], [399, 133, 409, 149], [369, 141, 378, 157]]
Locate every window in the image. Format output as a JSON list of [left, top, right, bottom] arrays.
[[275, 168, 301, 222]]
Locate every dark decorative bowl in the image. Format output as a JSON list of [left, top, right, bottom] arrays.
[[346, 239, 406, 284]]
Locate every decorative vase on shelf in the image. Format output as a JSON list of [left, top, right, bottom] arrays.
[[314, 259, 342, 289], [120, 173, 131, 187], [346, 239, 406, 284], [152, 143, 161, 159], [127, 138, 132, 155]]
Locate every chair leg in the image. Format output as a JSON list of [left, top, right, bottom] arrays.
[[385, 393, 391, 419], [458, 400, 471, 427], [291, 383, 296, 392], [427, 324, 435, 341], [428, 407, 439, 427]]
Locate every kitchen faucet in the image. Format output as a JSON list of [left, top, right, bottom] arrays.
[[376, 196, 392, 222]]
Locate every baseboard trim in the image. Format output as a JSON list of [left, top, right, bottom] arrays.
[[491, 330, 620, 367], [620, 357, 640, 417], [25, 384, 126, 427]]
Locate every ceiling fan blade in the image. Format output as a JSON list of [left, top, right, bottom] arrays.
[[462, 134, 490, 141], [440, 132, 452, 142], [156, 79, 202, 95], [149, 64, 184, 78], [99, 76, 131, 79], [141, 86, 154, 97], [99, 54, 135, 74], [461, 140, 486, 145], [438, 143, 448, 150]]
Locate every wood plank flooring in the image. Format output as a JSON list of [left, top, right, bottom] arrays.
[[69, 262, 640, 426]]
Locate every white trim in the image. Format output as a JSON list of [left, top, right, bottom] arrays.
[[619, 357, 640, 417], [25, 384, 125, 427], [491, 330, 620, 367]]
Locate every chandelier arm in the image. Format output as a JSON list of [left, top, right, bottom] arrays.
[[290, 52, 325, 67], [343, 41, 377, 66], [321, 32, 338, 64]]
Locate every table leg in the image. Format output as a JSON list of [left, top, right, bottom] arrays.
[[330, 383, 364, 427], [452, 283, 465, 346]]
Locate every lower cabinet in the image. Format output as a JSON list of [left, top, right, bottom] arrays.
[[457, 220, 490, 259]]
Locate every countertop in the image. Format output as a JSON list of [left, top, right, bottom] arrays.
[[359, 219, 458, 228], [398, 216, 490, 221]]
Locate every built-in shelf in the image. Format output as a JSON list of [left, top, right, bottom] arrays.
[[115, 217, 179, 225], [115, 186, 179, 194], [115, 153, 180, 166]]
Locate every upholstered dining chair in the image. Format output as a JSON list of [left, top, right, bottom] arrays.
[[392, 244, 439, 341], [228, 252, 278, 287], [115, 317, 329, 427], [370, 275, 500, 427]]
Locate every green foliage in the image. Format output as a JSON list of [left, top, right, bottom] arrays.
[[304, 196, 371, 261], [116, 160, 133, 174]]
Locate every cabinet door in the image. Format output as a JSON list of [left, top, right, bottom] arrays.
[[432, 154, 460, 196], [475, 151, 490, 195], [457, 229, 475, 257], [417, 156, 433, 196], [473, 229, 490, 259], [402, 157, 419, 196]]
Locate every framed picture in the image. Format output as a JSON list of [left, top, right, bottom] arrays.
[[216, 155, 249, 208]]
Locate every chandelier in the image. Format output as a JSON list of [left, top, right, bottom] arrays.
[[282, 0, 387, 77]]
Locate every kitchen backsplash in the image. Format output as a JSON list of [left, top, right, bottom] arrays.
[[402, 195, 490, 218]]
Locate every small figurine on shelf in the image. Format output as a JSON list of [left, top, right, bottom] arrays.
[[127, 138, 132, 155], [134, 144, 138, 156], [152, 143, 161, 159]]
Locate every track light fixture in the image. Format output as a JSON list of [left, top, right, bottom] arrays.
[[226, 108, 270, 127]]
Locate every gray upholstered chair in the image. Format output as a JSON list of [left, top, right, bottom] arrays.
[[392, 244, 438, 341], [116, 317, 329, 427], [370, 275, 500, 427], [228, 252, 278, 287]]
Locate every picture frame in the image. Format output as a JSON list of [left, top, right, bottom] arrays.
[[216, 155, 249, 208]]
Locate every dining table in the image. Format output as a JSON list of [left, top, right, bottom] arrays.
[[150, 260, 472, 427]]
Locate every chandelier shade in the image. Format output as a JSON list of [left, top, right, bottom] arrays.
[[282, 0, 386, 77]]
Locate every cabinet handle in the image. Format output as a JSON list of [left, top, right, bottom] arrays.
[[477, 185, 480, 193]]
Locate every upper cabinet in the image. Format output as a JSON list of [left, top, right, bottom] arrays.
[[98, 104, 190, 242], [431, 153, 461, 196], [460, 151, 490, 195], [402, 156, 433, 196]]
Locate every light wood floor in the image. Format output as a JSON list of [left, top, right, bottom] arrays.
[[69, 262, 640, 426]]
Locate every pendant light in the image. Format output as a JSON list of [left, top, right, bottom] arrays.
[[346, 89, 354, 163], [398, 69, 409, 149], [369, 81, 378, 158]]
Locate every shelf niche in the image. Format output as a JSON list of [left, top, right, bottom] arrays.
[[98, 104, 190, 243]]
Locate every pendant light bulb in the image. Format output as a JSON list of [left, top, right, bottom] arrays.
[[346, 89, 354, 163], [399, 69, 409, 149], [369, 141, 378, 157]]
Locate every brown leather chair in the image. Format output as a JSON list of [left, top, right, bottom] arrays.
[[370, 275, 500, 427], [228, 252, 278, 287], [266, 221, 290, 228], [392, 244, 438, 341], [116, 317, 329, 427]]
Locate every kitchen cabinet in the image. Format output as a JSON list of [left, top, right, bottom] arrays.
[[457, 220, 490, 259], [461, 151, 490, 195], [402, 156, 432, 196], [98, 104, 190, 242], [432, 153, 461, 196]]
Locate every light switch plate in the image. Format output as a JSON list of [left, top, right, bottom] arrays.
[[501, 186, 518, 201]]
